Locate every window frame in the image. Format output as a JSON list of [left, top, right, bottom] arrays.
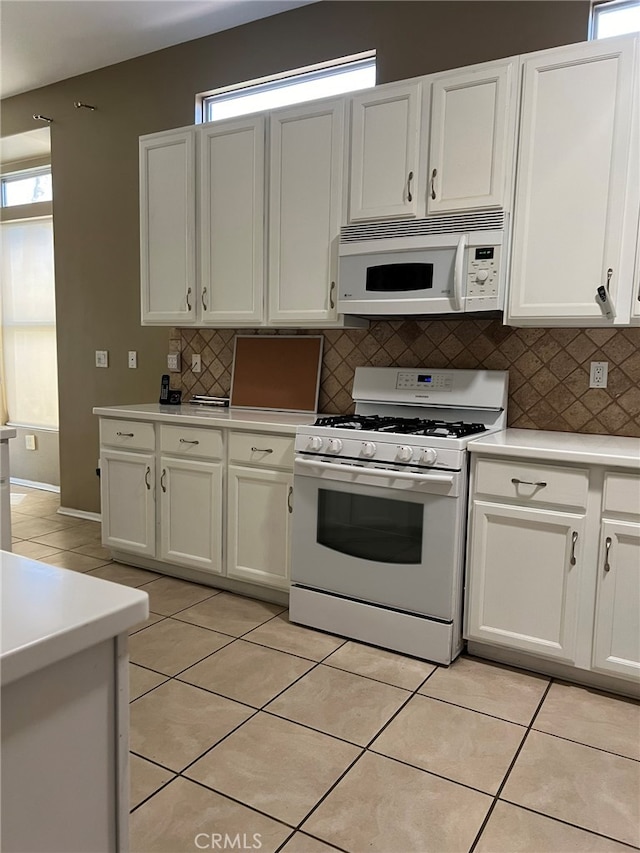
[[1, 164, 53, 209], [590, 0, 640, 38]]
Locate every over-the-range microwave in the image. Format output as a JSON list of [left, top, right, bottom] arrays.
[[337, 211, 509, 316]]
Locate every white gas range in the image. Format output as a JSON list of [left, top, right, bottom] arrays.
[[289, 366, 508, 665]]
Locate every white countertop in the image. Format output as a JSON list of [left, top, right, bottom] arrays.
[[0, 426, 16, 440], [93, 403, 317, 435], [0, 552, 149, 686], [469, 428, 640, 469]]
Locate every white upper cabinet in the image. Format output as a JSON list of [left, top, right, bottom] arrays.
[[140, 128, 196, 325], [349, 82, 421, 221], [426, 59, 517, 214], [508, 36, 640, 326], [268, 99, 346, 324], [199, 117, 265, 326]]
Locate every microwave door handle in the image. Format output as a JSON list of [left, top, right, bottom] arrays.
[[452, 233, 466, 312]]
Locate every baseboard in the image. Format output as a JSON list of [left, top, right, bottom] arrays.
[[10, 477, 60, 493], [58, 506, 102, 523]]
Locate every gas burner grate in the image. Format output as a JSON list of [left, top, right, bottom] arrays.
[[313, 415, 487, 438]]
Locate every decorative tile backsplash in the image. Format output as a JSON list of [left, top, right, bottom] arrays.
[[172, 320, 640, 437]]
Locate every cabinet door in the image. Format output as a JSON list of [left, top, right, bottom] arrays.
[[227, 465, 292, 589], [349, 82, 421, 221], [199, 117, 265, 325], [427, 61, 516, 214], [140, 129, 196, 325], [466, 501, 584, 663], [159, 456, 222, 574], [508, 36, 638, 325], [100, 449, 155, 556], [592, 520, 640, 680], [268, 99, 345, 324]]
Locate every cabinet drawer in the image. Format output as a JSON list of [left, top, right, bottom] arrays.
[[100, 419, 155, 451], [603, 472, 640, 518], [229, 432, 294, 469], [474, 458, 589, 508], [159, 425, 223, 459]]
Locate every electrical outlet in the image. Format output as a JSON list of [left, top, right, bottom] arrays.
[[192, 354, 202, 373], [25, 434, 37, 451], [95, 350, 109, 368], [167, 353, 181, 371], [128, 351, 137, 369], [589, 361, 608, 388]]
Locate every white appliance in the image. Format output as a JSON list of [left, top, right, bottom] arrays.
[[289, 366, 508, 665], [337, 211, 508, 316]]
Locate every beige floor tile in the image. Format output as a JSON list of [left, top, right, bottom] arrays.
[[129, 618, 232, 676], [418, 655, 549, 725], [10, 540, 64, 560], [175, 591, 285, 636], [129, 613, 166, 635], [279, 834, 342, 853], [142, 576, 218, 616], [179, 639, 314, 707], [39, 512, 86, 527], [129, 754, 174, 810], [11, 516, 71, 539], [87, 562, 161, 588], [186, 712, 359, 825], [267, 664, 408, 746], [31, 522, 102, 550], [130, 664, 168, 701], [245, 613, 346, 660], [130, 777, 290, 853], [303, 751, 491, 853], [371, 693, 526, 794], [502, 730, 640, 847], [476, 801, 633, 852], [324, 640, 436, 690], [73, 542, 113, 560], [534, 682, 640, 760], [130, 680, 253, 771], [39, 550, 111, 573]]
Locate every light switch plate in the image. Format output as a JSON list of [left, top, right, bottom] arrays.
[[95, 350, 109, 368], [128, 351, 137, 369], [192, 354, 202, 373]]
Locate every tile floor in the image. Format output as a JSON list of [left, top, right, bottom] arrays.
[[11, 484, 640, 853]]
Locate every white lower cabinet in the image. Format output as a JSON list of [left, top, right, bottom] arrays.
[[100, 448, 156, 557], [466, 452, 640, 686], [227, 465, 293, 590], [467, 501, 584, 663], [159, 456, 223, 573]]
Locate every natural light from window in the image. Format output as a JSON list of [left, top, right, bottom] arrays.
[[592, 0, 640, 37], [200, 53, 376, 123], [1, 169, 53, 207]]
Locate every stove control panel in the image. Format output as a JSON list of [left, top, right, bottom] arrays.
[[396, 371, 453, 391]]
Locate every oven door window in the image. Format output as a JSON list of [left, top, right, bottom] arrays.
[[317, 488, 423, 564]]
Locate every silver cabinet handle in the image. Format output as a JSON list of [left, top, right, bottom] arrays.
[[160, 468, 167, 493], [430, 168, 437, 200], [186, 287, 192, 311], [202, 286, 208, 311], [287, 485, 293, 514], [251, 446, 273, 453], [570, 530, 578, 566], [179, 438, 200, 445], [116, 431, 134, 437], [330, 281, 336, 310], [511, 478, 547, 488], [407, 170, 414, 203], [604, 536, 612, 572], [144, 466, 151, 490]]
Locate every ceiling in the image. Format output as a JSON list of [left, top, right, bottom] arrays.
[[0, 0, 318, 100]]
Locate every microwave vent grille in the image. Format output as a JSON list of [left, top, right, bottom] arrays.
[[340, 211, 506, 243]]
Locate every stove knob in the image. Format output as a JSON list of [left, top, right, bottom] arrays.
[[396, 445, 414, 462], [307, 436, 324, 451], [361, 441, 377, 458], [421, 448, 438, 465], [327, 438, 343, 454]]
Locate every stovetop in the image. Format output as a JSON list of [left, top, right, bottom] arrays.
[[313, 415, 489, 439]]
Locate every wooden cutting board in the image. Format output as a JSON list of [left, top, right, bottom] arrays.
[[230, 336, 323, 412]]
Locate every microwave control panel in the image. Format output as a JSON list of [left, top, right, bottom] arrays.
[[466, 245, 501, 299]]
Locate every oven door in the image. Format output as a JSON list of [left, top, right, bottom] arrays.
[[291, 457, 467, 621]]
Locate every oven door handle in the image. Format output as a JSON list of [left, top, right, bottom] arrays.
[[295, 457, 455, 485]]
